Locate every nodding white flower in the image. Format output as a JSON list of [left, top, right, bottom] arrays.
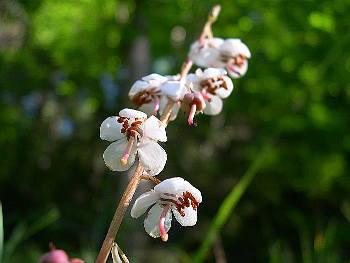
[[219, 39, 251, 79], [129, 74, 168, 115], [131, 177, 202, 241], [100, 109, 167, 176], [189, 37, 251, 79], [129, 74, 186, 121], [187, 68, 233, 116], [188, 37, 224, 68]]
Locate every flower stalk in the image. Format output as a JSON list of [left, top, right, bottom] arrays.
[[95, 5, 222, 263], [95, 162, 144, 263]]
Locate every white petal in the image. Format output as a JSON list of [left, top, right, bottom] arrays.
[[220, 39, 251, 58], [203, 96, 223, 115], [144, 203, 172, 238], [155, 177, 202, 203], [202, 68, 226, 79], [215, 76, 234, 98], [144, 116, 167, 142], [155, 177, 186, 194], [100, 117, 124, 142], [142, 73, 168, 85], [119, 108, 147, 119], [160, 81, 186, 101], [103, 138, 137, 171], [189, 38, 225, 68], [226, 60, 248, 79], [131, 190, 160, 218], [129, 80, 149, 97], [186, 73, 200, 87], [137, 139, 167, 176], [172, 206, 198, 226]]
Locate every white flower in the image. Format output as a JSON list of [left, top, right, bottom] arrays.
[[129, 74, 186, 121], [219, 39, 251, 79], [131, 177, 202, 241], [188, 37, 224, 68], [100, 108, 167, 176], [189, 37, 251, 79], [187, 68, 233, 115], [129, 74, 168, 115]]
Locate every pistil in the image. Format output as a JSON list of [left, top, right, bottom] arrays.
[[120, 137, 135, 166], [159, 204, 171, 242], [188, 104, 197, 126], [152, 95, 160, 114]]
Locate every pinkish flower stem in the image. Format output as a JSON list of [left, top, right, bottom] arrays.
[[95, 162, 144, 263], [188, 104, 197, 126], [159, 204, 171, 242], [160, 100, 175, 126]]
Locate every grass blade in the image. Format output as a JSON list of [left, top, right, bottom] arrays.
[[193, 144, 271, 263], [0, 202, 3, 262]]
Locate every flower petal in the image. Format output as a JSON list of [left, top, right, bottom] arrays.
[[215, 76, 234, 98], [142, 73, 168, 85], [144, 116, 167, 142], [155, 177, 202, 202], [119, 108, 147, 119], [227, 60, 248, 79], [100, 117, 124, 142], [172, 206, 198, 226], [160, 80, 186, 101], [131, 190, 160, 218], [137, 139, 167, 176], [103, 138, 137, 171], [202, 68, 226, 79], [203, 95, 223, 115], [220, 39, 251, 58], [189, 38, 225, 68], [144, 203, 172, 238], [129, 80, 149, 98]]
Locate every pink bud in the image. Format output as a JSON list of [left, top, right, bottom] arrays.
[[39, 249, 70, 263]]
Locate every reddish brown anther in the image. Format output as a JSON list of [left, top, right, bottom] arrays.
[[131, 88, 161, 107], [117, 117, 144, 140], [200, 76, 228, 95]]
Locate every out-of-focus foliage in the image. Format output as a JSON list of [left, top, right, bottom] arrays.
[[0, 0, 349, 262]]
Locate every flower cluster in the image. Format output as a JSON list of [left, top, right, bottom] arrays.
[[99, 6, 250, 246], [189, 37, 251, 79]]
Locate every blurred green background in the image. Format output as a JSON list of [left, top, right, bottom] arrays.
[[0, 0, 349, 262]]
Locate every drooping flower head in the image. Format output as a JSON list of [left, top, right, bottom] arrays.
[[219, 39, 251, 79], [188, 37, 224, 68], [100, 109, 167, 176], [189, 37, 251, 79], [129, 74, 168, 115], [129, 74, 186, 122], [131, 177, 202, 241], [187, 68, 233, 116]]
